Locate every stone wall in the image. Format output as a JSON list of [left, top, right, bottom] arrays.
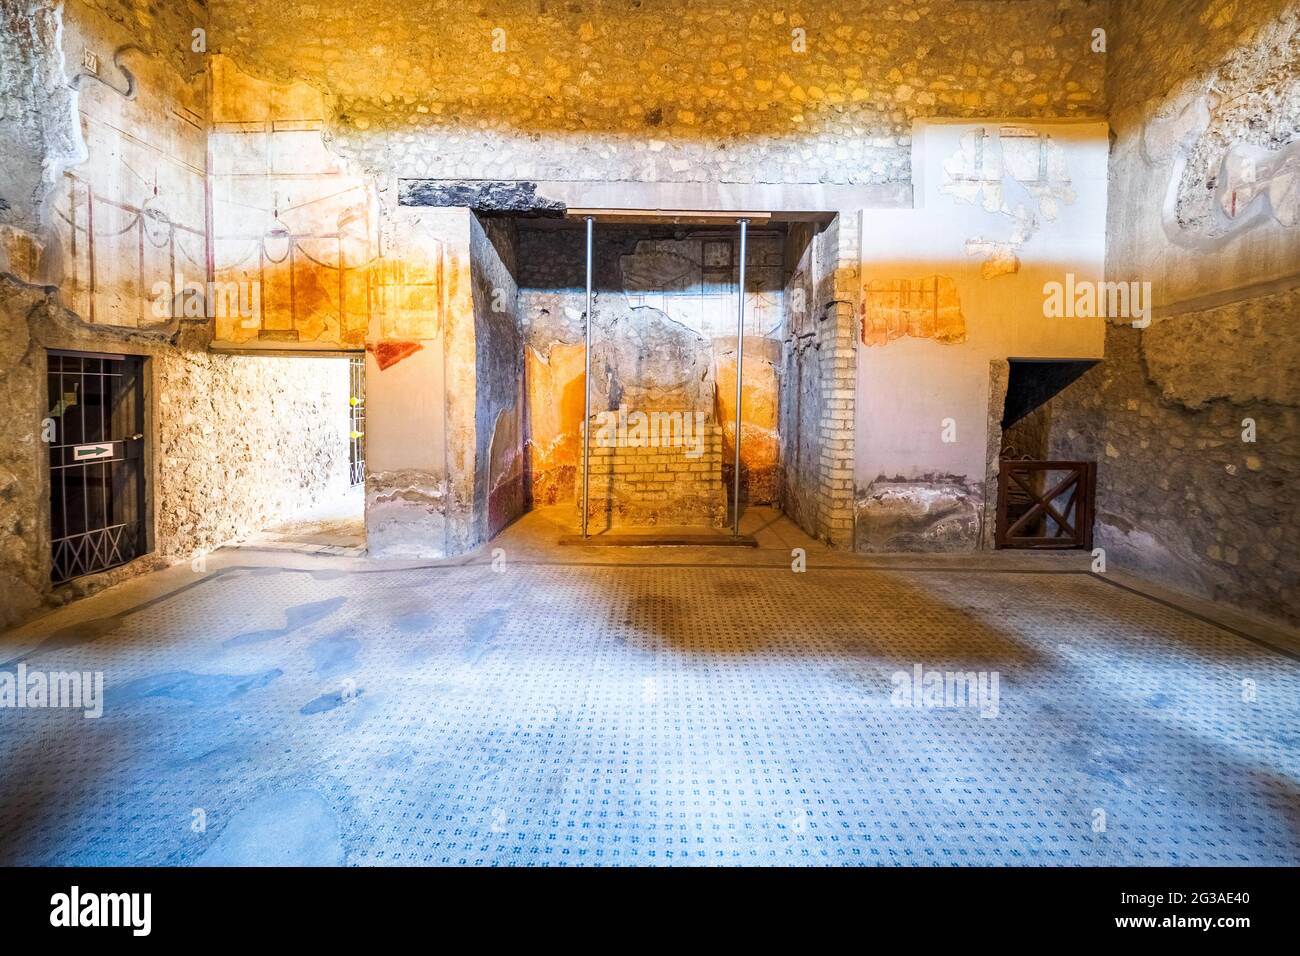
[[0, 0, 351, 630], [207, 0, 1106, 191], [1047, 0, 1300, 625], [0, 281, 349, 631], [1050, 293, 1300, 625]]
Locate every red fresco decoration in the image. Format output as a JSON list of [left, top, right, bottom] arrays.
[[367, 340, 423, 370]]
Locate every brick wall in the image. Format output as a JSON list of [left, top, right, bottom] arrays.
[[780, 214, 857, 548], [818, 298, 858, 547], [579, 421, 725, 529]]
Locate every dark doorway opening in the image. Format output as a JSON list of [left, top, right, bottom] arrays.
[[47, 350, 148, 583], [996, 358, 1099, 550]]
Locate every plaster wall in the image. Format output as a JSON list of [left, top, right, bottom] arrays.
[[362, 207, 463, 557], [854, 119, 1109, 551], [472, 216, 524, 540], [208, 55, 378, 351], [776, 222, 821, 535], [362, 208, 524, 557], [1103, 0, 1300, 309]]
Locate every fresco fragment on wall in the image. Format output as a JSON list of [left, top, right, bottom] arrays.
[[1142, 89, 1300, 250], [861, 276, 966, 346], [487, 405, 525, 536], [208, 56, 379, 350], [525, 342, 586, 506], [590, 296, 713, 414], [620, 236, 783, 339], [940, 126, 1076, 278], [373, 226, 445, 342], [46, 46, 207, 328], [621, 235, 783, 501], [1217, 142, 1300, 228], [368, 340, 423, 371], [714, 336, 781, 501]]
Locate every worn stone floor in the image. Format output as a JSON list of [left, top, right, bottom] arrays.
[[0, 507, 1297, 866], [233, 484, 366, 555]]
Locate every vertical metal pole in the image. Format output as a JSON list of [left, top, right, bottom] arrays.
[[732, 218, 748, 536], [581, 216, 594, 538]]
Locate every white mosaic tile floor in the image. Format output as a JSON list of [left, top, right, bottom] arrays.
[[0, 536, 1296, 866]]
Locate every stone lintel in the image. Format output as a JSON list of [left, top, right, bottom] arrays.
[[398, 180, 567, 217]]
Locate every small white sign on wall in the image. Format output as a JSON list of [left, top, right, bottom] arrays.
[[72, 443, 114, 462]]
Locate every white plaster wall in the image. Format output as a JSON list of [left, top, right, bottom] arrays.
[[856, 119, 1109, 487], [364, 345, 446, 476]]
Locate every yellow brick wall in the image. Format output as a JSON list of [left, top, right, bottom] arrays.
[[581, 424, 726, 528]]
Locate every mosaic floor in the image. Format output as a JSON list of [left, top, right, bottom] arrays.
[[1, 511, 1297, 866]]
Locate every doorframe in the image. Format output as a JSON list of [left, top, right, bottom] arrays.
[[41, 346, 156, 586]]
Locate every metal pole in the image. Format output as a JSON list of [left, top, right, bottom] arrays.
[[581, 216, 594, 538], [732, 218, 748, 536]]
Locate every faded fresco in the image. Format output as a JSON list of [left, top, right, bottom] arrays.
[[522, 230, 785, 511], [862, 276, 966, 347], [209, 56, 379, 350], [939, 125, 1078, 278], [9, 32, 209, 328]]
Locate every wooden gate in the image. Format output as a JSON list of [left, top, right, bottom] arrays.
[[996, 460, 1095, 550]]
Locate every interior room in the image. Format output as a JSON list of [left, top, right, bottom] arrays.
[[0, 0, 1296, 883]]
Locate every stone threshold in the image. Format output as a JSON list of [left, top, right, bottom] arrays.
[[558, 532, 758, 548], [227, 539, 366, 558]]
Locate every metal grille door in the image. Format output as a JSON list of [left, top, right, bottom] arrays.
[[47, 351, 147, 583], [349, 355, 365, 486]]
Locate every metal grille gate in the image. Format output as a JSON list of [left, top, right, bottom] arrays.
[[349, 355, 365, 486], [47, 351, 147, 583]]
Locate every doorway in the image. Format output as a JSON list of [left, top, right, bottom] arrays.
[[47, 350, 148, 583], [349, 354, 366, 486]]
